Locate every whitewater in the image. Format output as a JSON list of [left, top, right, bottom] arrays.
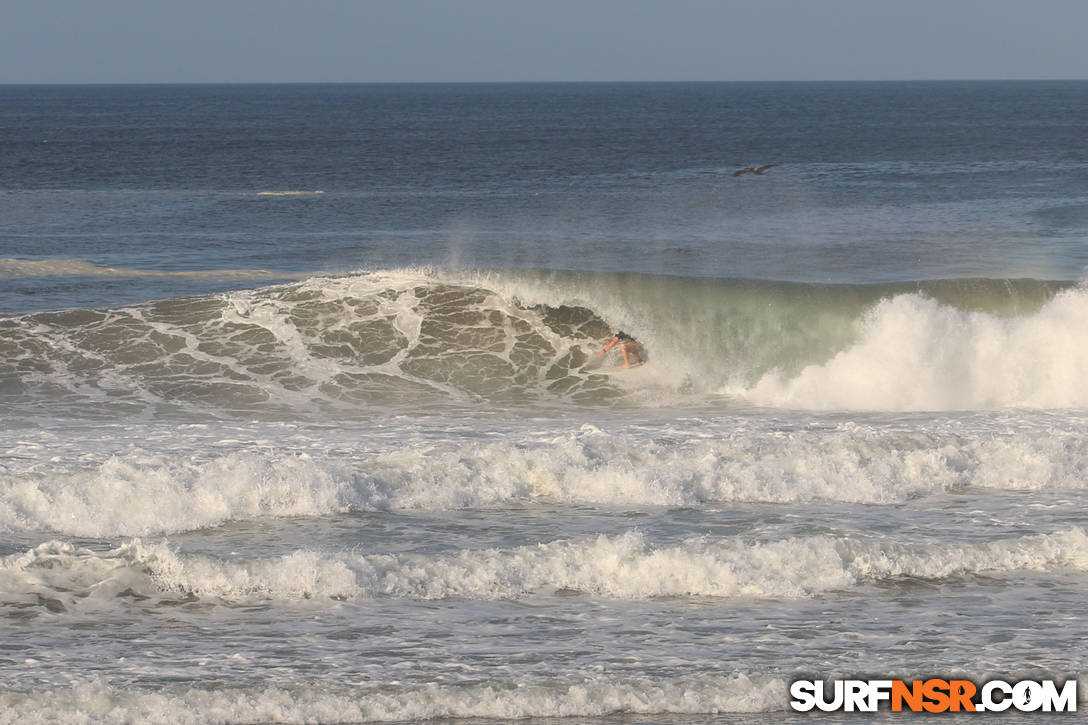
[[4, 267, 1086, 416], [3, 81, 1088, 724], [4, 268, 1088, 724]]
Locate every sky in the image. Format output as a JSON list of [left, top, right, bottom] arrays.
[[3, 0, 1087, 83]]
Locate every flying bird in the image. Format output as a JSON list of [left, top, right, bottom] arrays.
[[733, 163, 780, 177]]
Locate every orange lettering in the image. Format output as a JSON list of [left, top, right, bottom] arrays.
[[948, 680, 977, 712], [922, 679, 951, 713], [892, 680, 924, 712]]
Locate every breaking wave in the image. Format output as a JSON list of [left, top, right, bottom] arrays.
[[3, 529, 1086, 607], [4, 421, 1088, 537], [1, 267, 1086, 415]]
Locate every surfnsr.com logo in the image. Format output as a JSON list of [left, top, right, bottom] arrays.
[[790, 678, 1077, 713]]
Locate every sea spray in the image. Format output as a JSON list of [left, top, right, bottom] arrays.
[[740, 286, 1088, 410], [0, 269, 1079, 416]]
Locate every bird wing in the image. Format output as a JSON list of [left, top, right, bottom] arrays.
[[753, 163, 779, 174]]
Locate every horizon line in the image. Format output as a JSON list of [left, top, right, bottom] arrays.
[[2, 78, 1087, 86]]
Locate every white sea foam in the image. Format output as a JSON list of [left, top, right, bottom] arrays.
[[3, 420, 1087, 537], [738, 288, 1088, 410], [4, 529, 1085, 606], [6, 268, 1086, 413], [0, 672, 785, 724], [0, 452, 351, 537], [431, 269, 1088, 411]]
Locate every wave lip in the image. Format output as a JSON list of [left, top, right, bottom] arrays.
[[4, 529, 1085, 607], [3, 267, 1087, 413]]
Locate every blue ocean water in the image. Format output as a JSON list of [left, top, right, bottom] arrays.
[[1, 82, 1087, 723]]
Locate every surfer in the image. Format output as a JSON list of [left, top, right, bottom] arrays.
[[597, 331, 645, 368]]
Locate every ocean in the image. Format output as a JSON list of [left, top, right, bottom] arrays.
[[1, 81, 1087, 723]]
